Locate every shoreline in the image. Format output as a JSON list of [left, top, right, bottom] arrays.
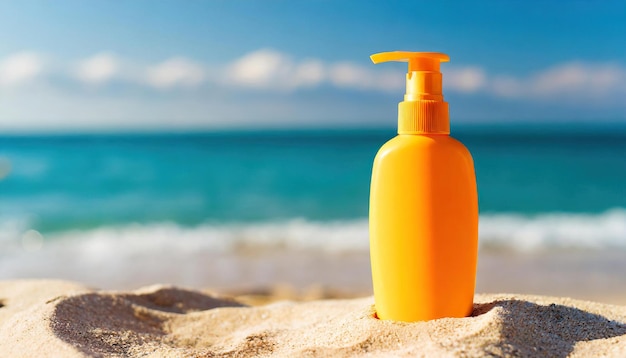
[[4, 249, 625, 306]]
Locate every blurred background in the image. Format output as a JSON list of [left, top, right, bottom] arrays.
[[1, 1, 625, 303]]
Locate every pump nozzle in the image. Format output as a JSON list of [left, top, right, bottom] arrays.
[[371, 51, 449, 71], [371, 51, 450, 134]]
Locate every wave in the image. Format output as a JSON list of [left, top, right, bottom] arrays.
[[2, 210, 626, 256], [2, 210, 625, 287], [479, 209, 626, 251]]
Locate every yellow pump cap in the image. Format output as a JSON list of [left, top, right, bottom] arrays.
[[371, 51, 450, 134]]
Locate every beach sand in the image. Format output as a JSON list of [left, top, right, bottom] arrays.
[[1, 280, 625, 357]]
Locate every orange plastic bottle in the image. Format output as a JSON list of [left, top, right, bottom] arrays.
[[369, 51, 478, 322]]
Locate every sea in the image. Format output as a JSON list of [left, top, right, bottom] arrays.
[[2, 123, 626, 289]]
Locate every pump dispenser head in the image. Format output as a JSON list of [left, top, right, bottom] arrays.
[[371, 51, 450, 134]]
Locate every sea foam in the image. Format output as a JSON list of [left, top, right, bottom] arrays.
[[2, 210, 626, 256], [1, 210, 625, 286]]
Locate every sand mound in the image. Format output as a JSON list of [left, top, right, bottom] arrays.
[[1, 280, 625, 357]]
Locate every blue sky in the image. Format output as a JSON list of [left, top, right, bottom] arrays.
[[0, 0, 624, 131]]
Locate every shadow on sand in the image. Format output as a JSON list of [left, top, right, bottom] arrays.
[[472, 299, 626, 357], [51, 287, 245, 356]]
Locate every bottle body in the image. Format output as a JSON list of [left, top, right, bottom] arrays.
[[369, 133, 478, 322]]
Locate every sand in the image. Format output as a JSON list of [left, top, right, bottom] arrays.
[[1, 280, 625, 357]]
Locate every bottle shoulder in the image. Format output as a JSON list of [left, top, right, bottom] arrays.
[[376, 134, 471, 158]]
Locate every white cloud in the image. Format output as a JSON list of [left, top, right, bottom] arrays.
[[375, 70, 405, 92], [227, 49, 291, 88], [145, 57, 206, 89], [0, 52, 45, 86], [328, 61, 487, 94], [326, 62, 402, 91], [328, 62, 373, 89], [291, 59, 325, 88], [228, 50, 497, 96], [490, 62, 626, 100], [531, 62, 626, 97], [225, 49, 401, 92], [445, 67, 487, 93], [226, 49, 326, 90], [0, 50, 625, 131], [1, 49, 624, 101], [75, 53, 119, 84]]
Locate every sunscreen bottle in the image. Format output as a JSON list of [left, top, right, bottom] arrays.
[[369, 51, 478, 322]]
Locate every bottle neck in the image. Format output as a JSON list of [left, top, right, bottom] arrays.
[[397, 100, 449, 135]]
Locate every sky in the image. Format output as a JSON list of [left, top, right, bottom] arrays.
[[0, 0, 625, 132]]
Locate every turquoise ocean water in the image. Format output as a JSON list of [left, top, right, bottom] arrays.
[[2, 124, 626, 284]]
